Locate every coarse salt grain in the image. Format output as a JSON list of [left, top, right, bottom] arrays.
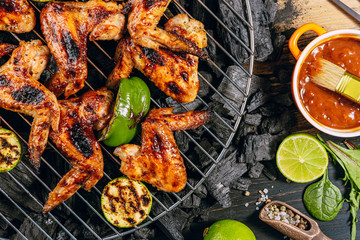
[[263, 188, 268, 194], [245, 203, 249, 207], [256, 207, 259, 210]]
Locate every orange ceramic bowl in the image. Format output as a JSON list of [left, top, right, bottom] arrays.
[[290, 23, 360, 137]]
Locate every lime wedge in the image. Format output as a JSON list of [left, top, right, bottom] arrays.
[[276, 133, 328, 183]]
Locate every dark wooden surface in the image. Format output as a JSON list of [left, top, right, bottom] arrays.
[[187, 1, 360, 239]]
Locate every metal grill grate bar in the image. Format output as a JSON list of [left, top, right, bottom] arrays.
[[0, 212, 27, 240], [0, 188, 53, 239]]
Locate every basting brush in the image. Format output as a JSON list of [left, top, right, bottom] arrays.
[[310, 58, 360, 104]]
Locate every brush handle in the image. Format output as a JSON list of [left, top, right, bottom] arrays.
[[289, 23, 327, 60]]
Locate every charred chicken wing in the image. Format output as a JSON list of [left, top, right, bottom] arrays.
[[43, 88, 113, 213], [0, 43, 16, 58], [40, 0, 126, 98], [114, 107, 211, 192], [0, 0, 36, 33], [0, 40, 60, 170], [107, 14, 207, 103], [128, 0, 207, 58]]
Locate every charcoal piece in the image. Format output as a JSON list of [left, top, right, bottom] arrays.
[[218, 0, 276, 63], [244, 113, 262, 126], [273, 34, 286, 54], [0, 218, 8, 230], [174, 131, 189, 153], [187, 179, 208, 199], [237, 122, 257, 138], [260, 111, 293, 134], [0, 199, 23, 222], [203, 30, 217, 60], [240, 132, 286, 163], [211, 65, 267, 117], [248, 162, 264, 178], [152, 193, 190, 240], [12, 214, 58, 240], [165, 98, 202, 113], [195, 139, 218, 168], [180, 193, 201, 209], [0, 163, 41, 213], [231, 177, 252, 191], [247, 90, 270, 113], [206, 114, 233, 143], [273, 93, 293, 107], [198, 71, 212, 97], [205, 147, 248, 208], [129, 227, 155, 240], [259, 102, 287, 117], [262, 162, 278, 181], [265, 0, 278, 23], [0, 227, 8, 238]]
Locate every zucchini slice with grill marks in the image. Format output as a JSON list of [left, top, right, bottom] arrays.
[[0, 128, 22, 172], [101, 177, 152, 228]]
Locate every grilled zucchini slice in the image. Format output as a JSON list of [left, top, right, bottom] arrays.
[[0, 128, 22, 172], [101, 177, 152, 228]]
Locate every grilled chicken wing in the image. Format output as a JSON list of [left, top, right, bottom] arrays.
[[128, 0, 207, 58], [107, 14, 207, 103], [0, 43, 16, 58], [0, 0, 36, 33], [40, 0, 126, 98], [43, 88, 113, 213], [114, 107, 210, 192], [0, 40, 60, 169]]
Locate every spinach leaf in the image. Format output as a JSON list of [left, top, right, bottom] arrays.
[[318, 136, 360, 240], [303, 170, 343, 221]]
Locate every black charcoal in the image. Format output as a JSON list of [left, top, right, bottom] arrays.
[[180, 193, 202, 209], [174, 131, 190, 153], [129, 227, 155, 240], [195, 139, 218, 168], [205, 147, 248, 208], [260, 111, 293, 134], [237, 122, 258, 138], [165, 97, 202, 113], [273, 93, 293, 107], [248, 162, 264, 178], [187, 179, 208, 199], [212, 66, 267, 117], [203, 30, 217, 60], [152, 194, 190, 240], [247, 90, 270, 113], [206, 114, 233, 143], [198, 71, 212, 97], [265, 0, 278, 23], [0, 163, 41, 213], [231, 177, 252, 191], [218, 0, 277, 63], [0, 199, 23, 222], [244, 113, 262, 126], [240, 132, 286, 163], [12, 214, 58, 240], [259, 102, 287, 117]]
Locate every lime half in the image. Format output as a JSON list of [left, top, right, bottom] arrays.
[[203, 219, 256, 240], [276, 133, 328, 183]]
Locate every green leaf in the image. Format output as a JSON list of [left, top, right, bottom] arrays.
[[303, 170, 343, 221]]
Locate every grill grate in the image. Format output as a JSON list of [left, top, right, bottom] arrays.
[[0, 0, 254, 239]]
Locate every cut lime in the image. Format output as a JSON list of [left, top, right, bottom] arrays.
[[203, 219, 256, 240], [0, 128, 22, 172], [276, 133, 328, 183]]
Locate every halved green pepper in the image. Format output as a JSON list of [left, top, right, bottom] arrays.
[[100, 77, 151, 147]]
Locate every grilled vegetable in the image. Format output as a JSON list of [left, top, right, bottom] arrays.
[[101, 177, 152, 228], [100, 77, 150, 147], [0, 128, 22, 172]]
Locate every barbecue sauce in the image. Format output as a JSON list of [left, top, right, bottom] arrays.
[[298, 35, 360, 129]]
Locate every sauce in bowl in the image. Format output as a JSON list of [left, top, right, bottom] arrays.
[[298, 36, 360, 130]]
